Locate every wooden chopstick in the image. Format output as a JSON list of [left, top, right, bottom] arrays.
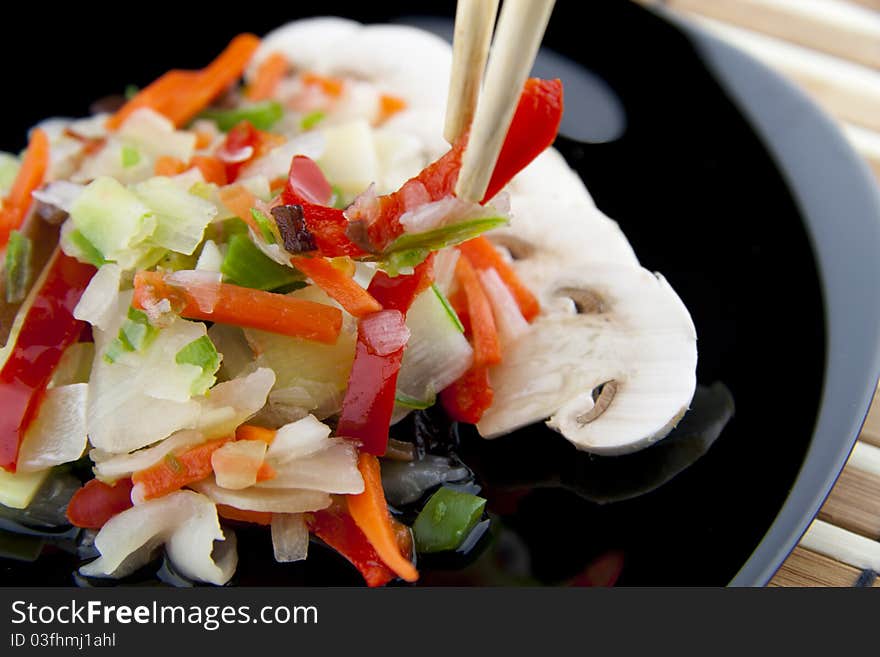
[[445, 0, 500, 144], [453, 0, 557, 203]]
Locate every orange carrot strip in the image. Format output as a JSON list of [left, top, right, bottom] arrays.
[[217, 185, 261, 233], [132, 436, 232, 501], [133, 270, 343, 343], [301, 72, 344, 98], [458, 237, 540, 322], [0, 128, 50, 249], [154, 155, 187, 176], [194, 130, 216, 150], [108, 34, 260, 130], [454, 256, 501, 367], [378, 94, 407, 123], [290, 255, 382, 318], [235, 424, 276, 444], [189, 155, 228, 185], [346, 453, 418, 583], [256, 462, 276, 483], [217, 504, 273, 525], [248, 52, 289, 101]]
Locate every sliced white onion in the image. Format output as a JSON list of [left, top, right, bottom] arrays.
[[31, 181, 85, 216], [74, 263, 122, 331], [257, 440, 363, 494], [91, 430, 206, 482], [218, 145, 255, 164], [398, 196, 466, 233], [166, 270, 222, 314], [17, 384, 88, 473], [191, 476, 331, 513], [79, 490, 236, 585], [212, 440, 267, 490], [432, 247, 460, 296], [266, 415, 332, 465], [196, 368, 276, 439], [271, 513, 309, 563], [359, 309, 410, 356], [479, 267, 530, 347]]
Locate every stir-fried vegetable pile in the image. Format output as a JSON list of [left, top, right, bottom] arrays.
[[0, 29, 562, 586]]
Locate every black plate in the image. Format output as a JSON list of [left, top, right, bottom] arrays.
[[3, 0, 880, 587]]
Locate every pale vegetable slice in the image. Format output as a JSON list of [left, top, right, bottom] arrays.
[[212, 440, 267, 490], [0, 468, 50, 510], [79, 490, 237, 585], [265, 415, 333, 465], [16, 384, 88, 473], [196, 240, 224, 273], [73, 263, 122, 331], [191, 477, 331, 513], [117, 108, 197, 162], [134, 176, 218, 255], [195, 367, 276, 439], [318, 119, 379, 197], [271, 514, 309, 563], [256, 440, 363, 494], [477, 263, 698, 455]]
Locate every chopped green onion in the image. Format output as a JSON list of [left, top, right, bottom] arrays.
[[413, 487, 487, 553], [104, 307, 159, 363], [199, 101, 284, 132], [300, 110, 326, 131], [395, 391, 436, 410], [432, 283, 464, 333], [250, 208, 278, 244], [175, 335, 222, 395], [121, 145, 141, 168], [124, 84, 140, 100], [221, 233, 304, 291], [4, 230, 31, 303], [380, 249, 430, 277], [385, 217, 508, 255]]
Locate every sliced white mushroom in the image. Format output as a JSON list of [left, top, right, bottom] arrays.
[[79, 490, 237, 585], [477, 263, 697, 455]]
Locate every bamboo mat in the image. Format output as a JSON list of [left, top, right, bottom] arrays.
[[631, 0, 880, 587]]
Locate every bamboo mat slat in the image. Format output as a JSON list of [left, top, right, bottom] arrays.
[[632, 0, 880, 586]]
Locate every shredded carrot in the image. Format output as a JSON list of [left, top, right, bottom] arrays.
[[189, 155, 228, 185], [235, 424, 276, 444], [256, 462, 276, 483], [378, 94, 407, 123], [248, 52, 289, 101], [454, 256, 501, 367], [346, 453, 418, 583], [217, 504, 273, 525], [133, 270, 343, 343], [0, 128, 50, 250], [301, 72, 345, 98], [194, 130, 216, 150], [154, 155, 187, 177], [458, 237, 540, 322], [131, 436, 232, 501], [291, 255, 382, 318], [108, 34, 260, 130], [217, 185, 261, 233]]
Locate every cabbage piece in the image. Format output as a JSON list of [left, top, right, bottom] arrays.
[[211, 440, 267, 490], [79, 490, 236, 585], [17, 384, 88, 473], [134, 176, 218, 255], [117, 108, 197, 162], [265, 415, 332, 465], [191, 477, 331, 513], [195, 368, 276, 439], [73, 263, 122, 331], [271, 514, 308, 563], [257, 440, 363, 494]]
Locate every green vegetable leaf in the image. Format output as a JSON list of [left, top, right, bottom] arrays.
[[383, 216, 508, 255], [121, 145, 141, 168], [199, 101, 284, 132], [4, 230, 31, 304], [175, 335, 222, 395], [413, 487, 487, 553], [221, 233, 304, 291], [395, 391, 436, 410]]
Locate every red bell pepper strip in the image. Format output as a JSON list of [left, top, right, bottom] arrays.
[[347, 77, 564, 253], [335, 258, 434, 456], [0, 251, 95, 471], [306, 501, 413, 587], [0, 128, 50, 251], [440, 365, 495, 425], [66, 478, 135, 529], [281, 157, 366, 258]]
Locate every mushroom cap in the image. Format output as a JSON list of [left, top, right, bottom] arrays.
[[477, 263, 697, 455]]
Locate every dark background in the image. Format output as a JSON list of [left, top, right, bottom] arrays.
[[0, 0, 826, 586]]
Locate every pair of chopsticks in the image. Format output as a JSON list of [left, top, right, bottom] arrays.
[[445, 0, 557, 202]]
